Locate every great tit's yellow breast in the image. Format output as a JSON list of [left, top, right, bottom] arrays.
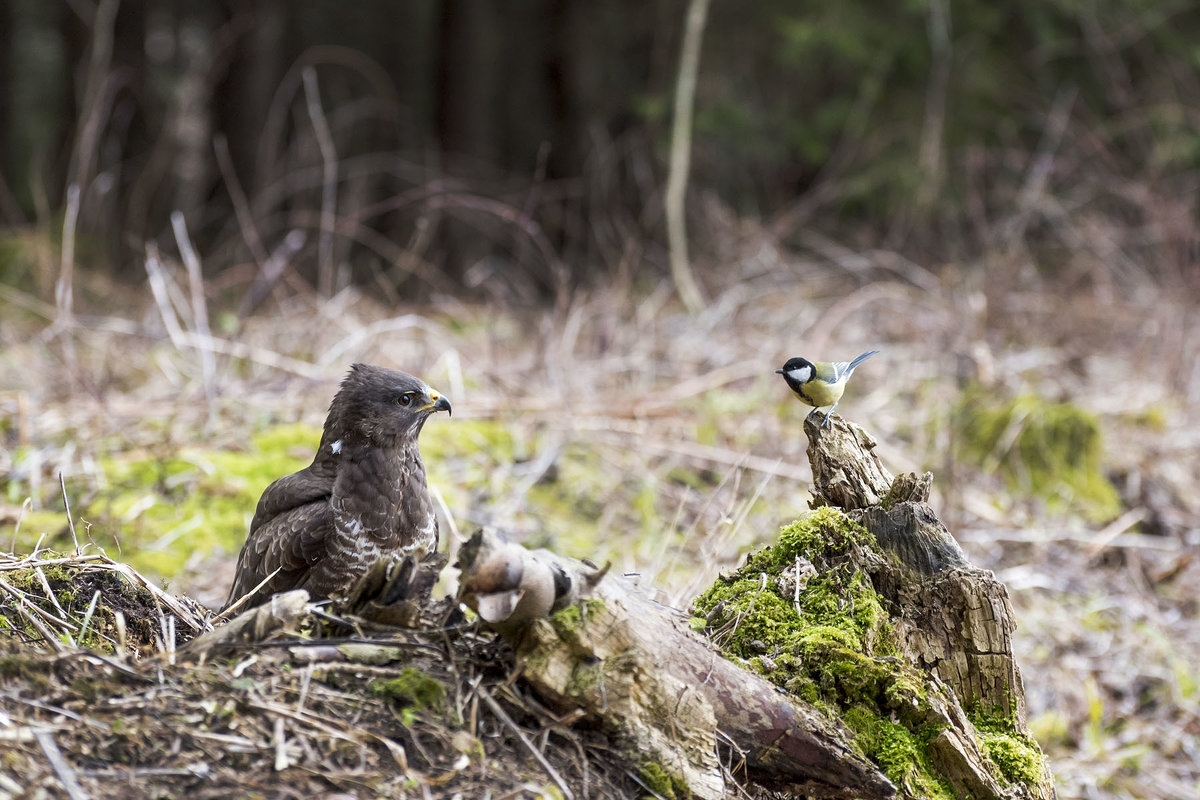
[[794, 377, 846, 408]]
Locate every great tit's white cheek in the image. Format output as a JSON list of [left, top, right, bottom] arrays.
[[788, 366, 813, 383]]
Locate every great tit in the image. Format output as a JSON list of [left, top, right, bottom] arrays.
[[775, 350, 879, 428]]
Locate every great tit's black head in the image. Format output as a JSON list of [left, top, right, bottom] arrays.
[[327, 363, 451, 448], [776, 357, 815, 387]]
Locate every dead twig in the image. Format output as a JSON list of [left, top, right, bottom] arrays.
[[171, 211, 217, 411], [213, 133, 268, 265], [35, 730, 90, 800], [477, 684, 575, 800], [58, 472, 79, 554], [664, 0, 710, 312]]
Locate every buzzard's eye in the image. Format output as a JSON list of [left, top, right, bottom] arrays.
[[398, 392, 414, 407]]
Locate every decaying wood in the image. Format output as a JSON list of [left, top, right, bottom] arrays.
[[180, 589, 310, 661], [805, 414, 1057, 800], [457, 529, 896, 800]]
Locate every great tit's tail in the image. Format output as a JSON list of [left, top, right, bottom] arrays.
[[845, 349, 880, 373]]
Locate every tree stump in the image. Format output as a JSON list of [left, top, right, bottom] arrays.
[[801, 413, 1057, 800]]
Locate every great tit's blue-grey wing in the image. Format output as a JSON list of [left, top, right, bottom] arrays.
[[830, 350, 880, 382]]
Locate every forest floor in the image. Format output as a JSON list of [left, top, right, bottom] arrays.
[[1, 238, 1198, 798]]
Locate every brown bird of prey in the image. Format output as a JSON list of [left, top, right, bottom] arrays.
[[223, 364, 451, 612]]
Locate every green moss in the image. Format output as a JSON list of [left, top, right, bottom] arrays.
[[3, 424, 320, 579], [969, 705, 1048, 786], [692, 507, 1050, 797], [370, 668, 446, 713], [953, 387, 1121, 522], [550, 599, 606, 635], [845, 706, 955, 800], [693, 511, 921, 719], [772, 506, 874, 565], [637, 760, 691, 800], [0, 558, 162, 653]]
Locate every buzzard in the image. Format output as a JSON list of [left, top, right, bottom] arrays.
[[223, 364, 451, 612]]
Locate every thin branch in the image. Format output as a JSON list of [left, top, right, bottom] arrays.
[[171, 212, 217, 407], [56, 185, 80, 327], [59, 472, 80, 554], [477, 684, 574, 800], [213, 134, 268, 265], [144, 244, 187, 350], [664, 0, 710, 313], [302, 67, 338, 297], [238, 230, 308, 317]]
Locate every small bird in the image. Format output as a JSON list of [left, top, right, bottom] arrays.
[[222, 364, 451, 613], [775, 350, 879, 428]]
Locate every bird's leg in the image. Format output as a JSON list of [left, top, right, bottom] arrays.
[[805, 407, 817, 421], [820, 401, 840, 429]]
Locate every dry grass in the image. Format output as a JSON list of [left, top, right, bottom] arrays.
[[1, 214, 1199, 797], [0, 549, 648, 799]]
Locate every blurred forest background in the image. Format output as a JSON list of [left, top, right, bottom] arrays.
[[4, 0, 1199, 294], [2, 1, 1199, 799]]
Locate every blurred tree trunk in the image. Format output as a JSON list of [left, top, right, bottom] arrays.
[[0, 0, 18, 224], [381, 0, 436, 147], [541, 0, 580, 181], [100, 0, 146, 272], [3, 0, 70, 221], [168, 7, 216, 230], [219, 0, 286, 199], [434, 0, 490, 163]]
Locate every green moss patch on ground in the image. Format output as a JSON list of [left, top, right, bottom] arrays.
[[637, 759, 692, 800], [4, 424, 320, 578], [370, 666, 447, 714], [953, 387, 1121, 523]]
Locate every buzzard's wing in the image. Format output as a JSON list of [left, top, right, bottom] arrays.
[[223, 466, 335, 611], [250, 467, 332, 530]]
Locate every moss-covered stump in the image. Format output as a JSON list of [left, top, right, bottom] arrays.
[[692, 415, 1056, 800]]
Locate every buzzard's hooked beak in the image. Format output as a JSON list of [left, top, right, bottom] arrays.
[[421, 390, 452, 416]]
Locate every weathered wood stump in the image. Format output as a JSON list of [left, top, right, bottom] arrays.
[[803, 413, 1057, 799]]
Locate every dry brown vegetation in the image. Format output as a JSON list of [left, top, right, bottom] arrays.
[[1, 206, 1199, 798]]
